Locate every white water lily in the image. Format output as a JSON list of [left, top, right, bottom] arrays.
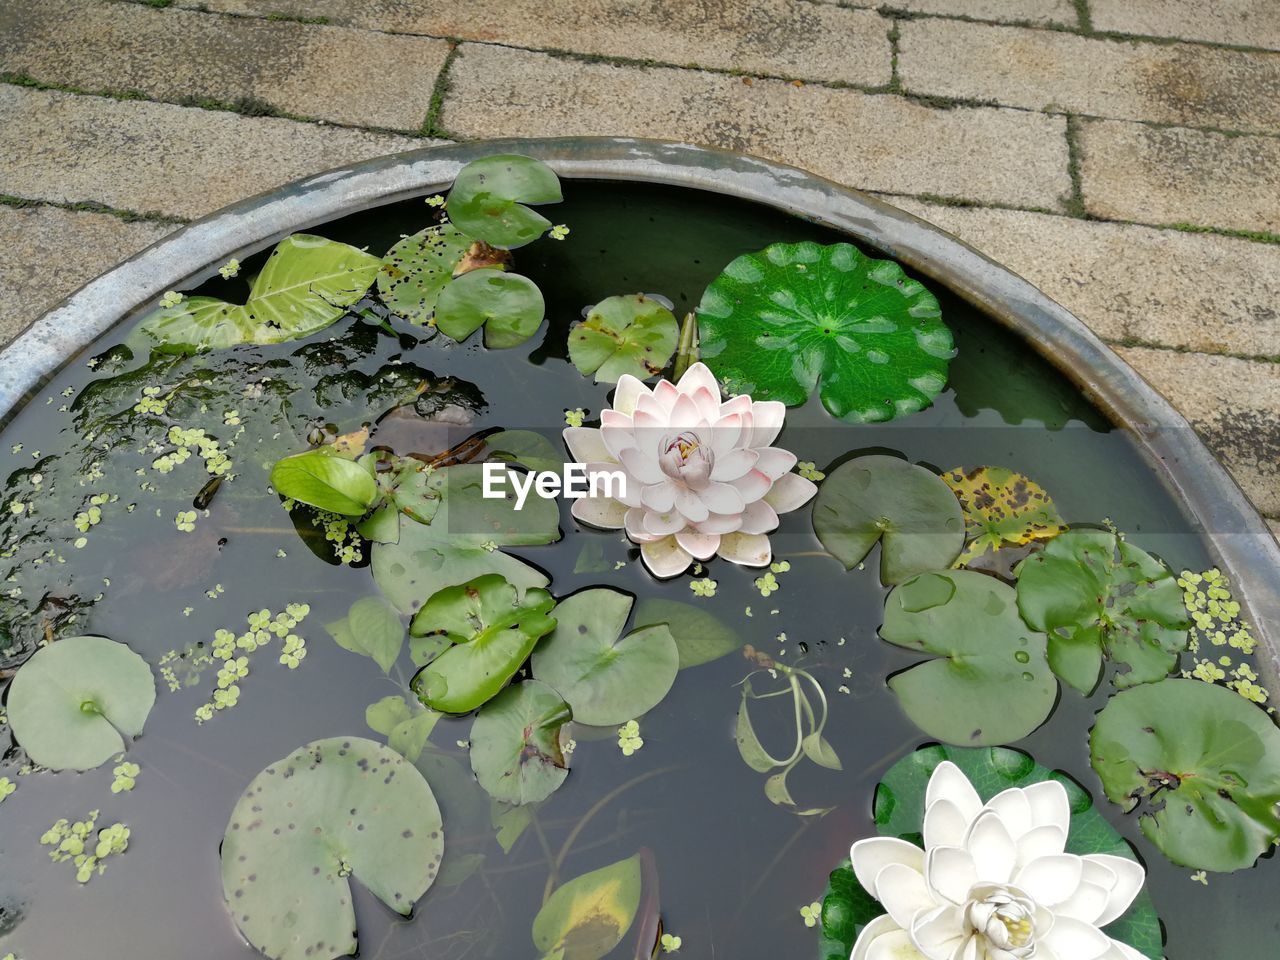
[[850, 762, 1148, 960], [563, 362, 817, 578]]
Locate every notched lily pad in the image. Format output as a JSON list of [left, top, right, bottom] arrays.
[[1090, 678, 1280, 873], [1016, 529, 1190, 695], [696, 241, 954, 422], [943, 465, 1066, 564], [446, 155, 562, 249], [435, 268, 545, 348], [881, 571, 1057, 746], [469, 679, 572, 805], [6, 636, 156, 771], [220, 737, 444, 960], [376, 223, 473, 326], [812, 455, 964, 584], [568, 294, 680, 383]]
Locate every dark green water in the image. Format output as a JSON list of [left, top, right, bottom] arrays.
[[0, 181, 1272, 959]]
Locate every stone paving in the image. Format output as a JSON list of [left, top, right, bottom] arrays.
[[0, 0, 1276, 529]]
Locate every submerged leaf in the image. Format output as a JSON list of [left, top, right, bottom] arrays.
[[943, 465, 1067, 563], [220, 738, 444, 960], [469, 679, 572, 805], [532, 854, 643, 960], [813, 455, 964, 584], [633, 597, 739, 669], [7, 636, 155, 771], [696, 241, 953, 422], [1091, 678, 1280, 873], [326, 596, 405, 673], [446, 155, 562, 249], [568, 294, 680, 383]]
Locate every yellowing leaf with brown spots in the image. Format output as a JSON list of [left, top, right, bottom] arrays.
[[943, 465, 1066, 564], [532, 854, 642, 960]]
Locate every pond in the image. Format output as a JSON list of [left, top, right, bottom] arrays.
[[0, 156, 1277, 960]]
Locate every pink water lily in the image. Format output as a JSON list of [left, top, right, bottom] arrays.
[[849, 762, 1148, 960], [563, 362, 817, 578]]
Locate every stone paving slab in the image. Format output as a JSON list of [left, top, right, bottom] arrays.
[[0, 86, 425, 220], [179, 0, 892, 86], [0, 205, 173, 347], [1090, 0, 1280, 53], [0, 0, 449, 131], [889, 198, 1280, 359], [440, 44, 1071, 210], [1115, 346, 1280, 517], [1079, 119, 1280, 234], [811, 0, 1077, 26], [899, 18, 1280, 134]]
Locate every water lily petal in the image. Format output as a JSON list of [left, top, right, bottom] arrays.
[[926, 762, 983, 823], [708, 413, 743, 456], [624, 507, 654, 542], [738, 499, 779, 536], [718, 531, 772, 567], [675, 530, 720, 561], [1015, 854, 1083, 907], [1023, 780, 1071, 835], [677, 361, 720, 397], [851, 837, 926, 895], [910, 904, 965, 960], [717, 394, 752, 420], [762, 471, 818, 514], [925, 846, 978, 906], [964, 811, 1018, 884], [570, 495, 627, 529], [1015, 824, 1068, 864], [698, 480, 746, 515], [985, 788, 1033, 840], [731, 468, 772, 504], [584, 462, 640, 507], [696, 512, 744, 535], [753, 446, 798, 480], [611, 373, 649, 416], [852, 915, 916, 960], [669, 393, 702, 430], [641, 479, 678, 513], [1053, 879, 1112, 924], [643, 508, 688, 537], [954, 936, 981, 960], [690, 386, 721, 423], [1100, 938, 1149, 960], [1041, 916, 1112, 960], [1081, 855, 1145, 927], [923, 798, 971, 851], [749, 400, 786, 447], [653, 378, 680, 413], [875, 862, 936, 932], [600, 413, 635, 460], [710, 448, 759, 482], [563, 427, 612, 465], [674, 485, 711, 524], [640, 536, 693, 578], [619, 447, 667, 485]]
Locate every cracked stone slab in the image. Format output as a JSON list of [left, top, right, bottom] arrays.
[[0, 0, 450, 131], [1115, 346, 1280, 516], [889, 199, 1280, 359], [809, 0, 1077, 26], [0, 86, 426, 220], [177, 0, 892, 86], [1091, 0, 1280, 53], [1078, 118, 1280, 234], [899, 18, 1280, 135], [0, 206, 174, 348], [440, 44, 1072, 211]]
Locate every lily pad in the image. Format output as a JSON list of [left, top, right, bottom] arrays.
[[812, 455, 964, 584], [446, 155, 562, 249], [943, 465, 1066, 564], [817, 858, 889, 960], [1090, 678, 1280, 873], [486, 429, 564, 473], [469, 679, 572, 805], [696, 241, 954, 422], [220, 737, 443, 960], [376, 223, 473, 326], [435, 268, 545, 348], [633, 597, 740, 669], [270, 449, 379, 516], [1016, 529, 1190, 695], [326, 596, 405, 673], [532, 588, 679, 726], [532, 854, 642, 960], [881, 571, 1057, 746], [567, 294, 680, 383], [409, 575, 557, 714], [6, 636, 156, 771], [138, 234, 380, 351], [365, 694, 440, 762]]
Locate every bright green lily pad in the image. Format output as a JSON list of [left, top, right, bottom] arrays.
[[1016, 529, 1190, 695], [812, 455, 964, 584], [469, 679, 572, 805], [376, 223, 473, 326], [409, 575, 557, 714], [220, 737, 444, 960], [568, 294, 680, 383], [6, 636, 155, 771], [633, 597, 740, 669], [435, 268, 545, 348], [446, 155, 562, 249], [696, 241, 954, 422], [270, 449, 379, 516], [817, 858, 890, 960], [881, 571, 1057, 746], [1091, 678, 1280, 873], [533, 588, 679, 726], [326, 596, 405, 673], [532, 854, 642, 960]]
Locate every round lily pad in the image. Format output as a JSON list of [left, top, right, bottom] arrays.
[[376, 223, 473, 326], [469, 679, 572, 805], [533, 588, 679, 726], [881, 571, 1057, 746], [435, 268, 545, 348], [445, 155, 562, 249], [6, 636, 156, 771], [1090, 678, 1280, 872], [1016, 529, 1190, 695], [812, 455, 964, 584], [220, 737, 444, 960], [943, 465, 1067, 564], [568, 294, 680, 383], [696, 241, 954, 422]]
